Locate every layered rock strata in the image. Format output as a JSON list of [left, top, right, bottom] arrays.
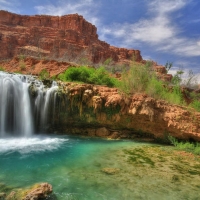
[[0, 10, 142, 64]]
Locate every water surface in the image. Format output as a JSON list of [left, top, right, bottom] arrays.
[[0, 135, 199, 200]]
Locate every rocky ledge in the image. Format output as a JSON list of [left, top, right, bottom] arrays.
[[0, 182, 52, 200], [45, 82, 200, 142]]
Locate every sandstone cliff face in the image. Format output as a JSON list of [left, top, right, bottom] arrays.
[[0, 10, 142, 64], [46, 82, 200, 142], [0, 56, 172, 84]]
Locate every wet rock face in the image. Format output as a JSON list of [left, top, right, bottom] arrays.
[[0, 10, 142, 64]]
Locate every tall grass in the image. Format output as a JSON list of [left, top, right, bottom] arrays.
[[0, 66, 4, 71], [190, 100, 200, 112], [168, 136, 200, 155], [119, 62, 183, 105], [120, 63, 150, 94], [39, 69, 50, 80]]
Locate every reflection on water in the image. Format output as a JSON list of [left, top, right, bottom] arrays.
[[0, 135, 200, 200]]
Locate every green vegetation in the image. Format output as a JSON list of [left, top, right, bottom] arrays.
[[18, 54, 26, 61], [104, 58, 113, 66], [172, 69, 184, 85], [37, 57, 200, 111], [14, 71, 22, 74], [20, 62, 26, 71], [168, 136, 200, 155], [58, 66, 119, 87], [119, 62, 183, 105], [165, 61, 173, 73], [119, 62, 150, 94], [39, 69, 50, 80], [190, 100, 200, 112], [0, 66, 4, 71], [123, 148, 155, 167]]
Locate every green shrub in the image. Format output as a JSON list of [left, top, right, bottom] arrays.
[[58, 66, 119, 87], [168, 136, 200, 155], [14, 71, 22, 74], [18, 54, 26, 60], [0, 66, 4, 71], [20, 63, 26, 71], [147, 77, 183, 104], [190, 100, 200, 112], [119, 63, 150, 94], [118, 62, 183, 105], [39, 69, 50, 80], [104, 58, 113, 65]]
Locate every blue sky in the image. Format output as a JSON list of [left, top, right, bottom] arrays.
[[1, 0, 200, 75]]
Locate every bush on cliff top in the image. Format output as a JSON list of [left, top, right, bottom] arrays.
[[118, 62, 183, 105], [58, 66, 119, 87], [58, 63, 183, 105]]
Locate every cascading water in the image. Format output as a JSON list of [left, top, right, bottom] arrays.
[[33, 80, 58, 131], [0, 72, 59, 137], [0, 72, 33, 137]]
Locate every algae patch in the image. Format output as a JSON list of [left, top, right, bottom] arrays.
[[123, 147, 155, 167]]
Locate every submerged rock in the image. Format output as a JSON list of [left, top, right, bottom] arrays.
[[101, 168, 120, 175], [5, 191, 16, 200], [0, 192, 6, 200], [4, 183, 53, 200]]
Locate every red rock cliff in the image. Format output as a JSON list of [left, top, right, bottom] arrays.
[[0, 10, 142, 64]]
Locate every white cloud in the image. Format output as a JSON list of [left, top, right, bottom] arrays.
[[148, 0, 187, 14], [99, 0, 200, 58], [197, 41, 200, 46], [0, 0, 20, 12], [0, 0, 10, 5], [128, 16, 175, 44], [34, 0, 99, 25]]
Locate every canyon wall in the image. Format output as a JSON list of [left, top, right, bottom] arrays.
[[0, 10, 142, 64]]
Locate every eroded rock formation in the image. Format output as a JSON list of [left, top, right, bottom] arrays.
[[44, 82, 200, 142], [0, 10, 142, 64]]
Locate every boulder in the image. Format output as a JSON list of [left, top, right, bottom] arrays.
[[23, 183, 53, 200]]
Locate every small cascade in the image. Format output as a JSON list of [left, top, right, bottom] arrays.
[[0, 72, 59, 138], [34, 81, 58, 132]]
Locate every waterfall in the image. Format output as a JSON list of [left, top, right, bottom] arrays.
[[0, 72, 33, 137], [0, 72, 59, 138], [34, 81, 58, 132]]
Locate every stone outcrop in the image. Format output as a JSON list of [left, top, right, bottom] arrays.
[[3, 183, 53, 200], [0, 10, 142, 64], [23, 183, 52, 200], [153, 65, 173, 82], [45, 82, 200, 142]]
